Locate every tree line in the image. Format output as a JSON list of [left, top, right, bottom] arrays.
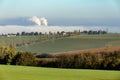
[[81, 30, 107, 34], [0, 30, 80, 37], [0, 46, 119, 70], [0, 46, 35, 66], [0, 29, 107, 37]]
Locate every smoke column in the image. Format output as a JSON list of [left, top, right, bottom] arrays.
[[29, 16, 48, 26], [29, 16, 41, 26], [40, 17, 48, 26]]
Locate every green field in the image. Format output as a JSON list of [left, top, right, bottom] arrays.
[[0, 65, 120, 80], [0, 36, 41, 46], [0, 34, 120, 54], [16, 34, 120, 54]]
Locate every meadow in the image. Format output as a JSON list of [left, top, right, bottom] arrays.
[[0, 65, 120, 80], [16, 34, 120, 54]]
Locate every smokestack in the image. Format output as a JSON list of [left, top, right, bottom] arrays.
[[40, 17, 48, 26], [29, 16, 41, 26]]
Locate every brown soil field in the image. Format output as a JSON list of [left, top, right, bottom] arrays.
[[53, 46, 120, 56]]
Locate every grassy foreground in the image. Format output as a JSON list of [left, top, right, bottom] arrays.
[[0, 65, 120, 80]]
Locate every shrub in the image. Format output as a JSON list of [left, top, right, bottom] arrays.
[[13, 52, 35, 66], [0, 46, 16, 65]]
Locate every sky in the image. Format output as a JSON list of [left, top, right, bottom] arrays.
[[0, 0, 120, 26]]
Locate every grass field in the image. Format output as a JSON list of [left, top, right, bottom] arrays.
[[16, 34, 120, 54], [0, 34, 120, 54], [0, 36, 41, 46], [0, 65, 120, 80]]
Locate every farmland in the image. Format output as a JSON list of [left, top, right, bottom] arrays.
[[0, 36, 41, 46], [0, 65, 120, 80], [16, 34, 120, 54], [0, 34, 120, 54], [0, 34, 120, 80]]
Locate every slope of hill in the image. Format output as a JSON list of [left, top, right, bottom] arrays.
[[17, 34, 120, 54], [53, 46, 120, 56]]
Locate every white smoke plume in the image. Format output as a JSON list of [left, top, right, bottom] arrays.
[[29, 16, 41, 26], [29, 16, 48, 26], [40, 17, 48, 26]]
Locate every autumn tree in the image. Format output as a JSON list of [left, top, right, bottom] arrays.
[[14, 52, 35, 66], [0, 46, 16, 64]]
